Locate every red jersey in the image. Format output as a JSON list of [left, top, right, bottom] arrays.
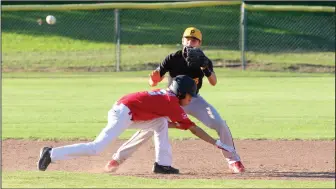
[[118, 89, 195, 130]]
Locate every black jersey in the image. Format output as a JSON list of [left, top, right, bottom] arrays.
[[158, 50, 214, 94]]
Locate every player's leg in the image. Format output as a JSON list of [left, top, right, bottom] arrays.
[[105, 130, 153, 172], [111, 130, 154, 163], [130, 117, 178, 174], [109, 75, 175, 171], [183, 95, 244, 172], [37, 103, 132, 171]]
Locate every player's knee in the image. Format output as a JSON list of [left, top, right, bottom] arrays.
[[210, 119, 229, 131]]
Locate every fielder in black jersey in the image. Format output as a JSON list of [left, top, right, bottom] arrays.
[[109, 27, 245, 174], [157, 49, 215, 94]]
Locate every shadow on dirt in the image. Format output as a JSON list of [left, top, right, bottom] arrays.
[[248, 171, 336, 179]]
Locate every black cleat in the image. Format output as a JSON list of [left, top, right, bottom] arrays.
[[37, 147, 52, 171], [152, 162, 179, 174]]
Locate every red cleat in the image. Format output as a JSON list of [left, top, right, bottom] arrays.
[[104, 159, 120, 173], [229, 161, 245, 173]]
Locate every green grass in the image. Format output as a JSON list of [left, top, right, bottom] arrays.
[[2, 6, 335, 71], [2, 7, 334, 49], [2, 70, 335, 140], [2, 171, 334, 188], [2, 5, 335, 188], [2, 33, 334, 72], [3, 68, 334, 78]]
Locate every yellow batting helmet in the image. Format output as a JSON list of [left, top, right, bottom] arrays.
[[183, 27, 202, 41]]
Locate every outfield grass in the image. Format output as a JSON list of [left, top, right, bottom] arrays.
[[2, 6, 335, 71], [2, 6, 334, 50], [2, 171, 335, 188], [2, 70, 335, 140], [2, 33, 334, 73]]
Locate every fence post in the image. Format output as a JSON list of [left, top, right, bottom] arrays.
[[240, 2, 247, 70], [114, 9, 121, 72]]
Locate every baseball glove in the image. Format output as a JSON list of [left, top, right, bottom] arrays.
[[184, 47, 209, 69]]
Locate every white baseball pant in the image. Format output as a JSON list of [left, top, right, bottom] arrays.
[[50, 103, 172, 166], [112, 95, 241, 165]]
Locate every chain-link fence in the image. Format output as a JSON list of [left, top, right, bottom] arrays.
[[117, 5, 241, 71], [2, 9, 117, 72], [1, 3, 335, 72], [244, 7, 335, 71]]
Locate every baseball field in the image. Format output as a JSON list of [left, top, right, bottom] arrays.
[[2, 4, 335, 188], [2, 70, 335, 188]]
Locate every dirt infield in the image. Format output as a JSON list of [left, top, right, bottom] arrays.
[[2, 139, 335, 181]]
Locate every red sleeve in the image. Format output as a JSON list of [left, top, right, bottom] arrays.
[[168, 104, 195, 130]]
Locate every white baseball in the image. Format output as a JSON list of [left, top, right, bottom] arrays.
[[46, 15, 56, 25]]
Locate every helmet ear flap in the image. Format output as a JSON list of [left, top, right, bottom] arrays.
[[177, 91, 185, 99]]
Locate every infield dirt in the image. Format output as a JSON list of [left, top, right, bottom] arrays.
[[2, 139, 335, 181]]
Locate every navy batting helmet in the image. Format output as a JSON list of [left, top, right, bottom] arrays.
[[169, 75, 197, 99]]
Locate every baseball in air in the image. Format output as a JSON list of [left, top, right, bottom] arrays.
[[46, 15, 56, 25]]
